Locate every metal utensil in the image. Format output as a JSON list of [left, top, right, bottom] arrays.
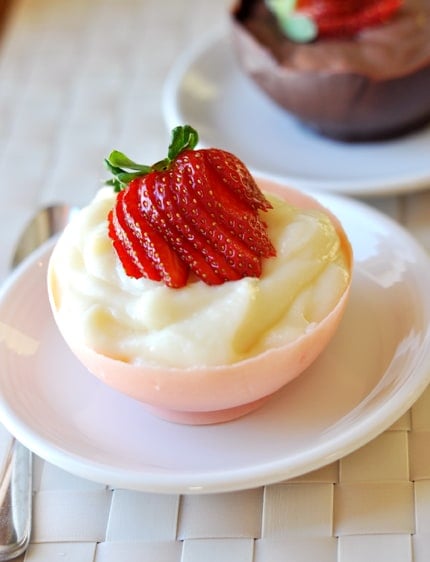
[[11, 205, 76, 268], [0, 203, 74, 560]]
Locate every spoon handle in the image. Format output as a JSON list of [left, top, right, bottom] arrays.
[[0, 440, 32, 560], [0, 204, 74, 557]]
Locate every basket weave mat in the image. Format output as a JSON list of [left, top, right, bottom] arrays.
[[1, 0, 430, 560]]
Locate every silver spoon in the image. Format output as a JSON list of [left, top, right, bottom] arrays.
[[0, 204, 75, 560], [11, 205, 76, 268]]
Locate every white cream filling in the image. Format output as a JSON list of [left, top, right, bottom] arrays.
[[50, 187, 349, 368]]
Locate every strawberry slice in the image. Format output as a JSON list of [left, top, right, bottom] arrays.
[[167, 162, 265, 278], [108, 206, 146, 280], [296, 0, 365, 18], [203, 149, 272, 212], [137, 173, 230, 284], [174, 150, 276, 258], [120, 179, 188, 288], [296, 0, 403, 37], [202, 153, 276, 258], [104, 125, 276, 288], [108, 191, 162, 281]]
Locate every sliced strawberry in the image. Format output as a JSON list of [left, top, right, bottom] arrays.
[[104, 125, 276, 288], [296, 0, 364, 18], [141, 173, 240, 284], [108, 207, 145, 279], [296, 0, 403, 37], [142, 172, 255, 285], [174, 151, 276, 258], [166, 166, 262, 277], [204, 154, 276, 258], [202, 149, 273, 212], [120, 180, 188, 288], [110, 189, 162, 281]]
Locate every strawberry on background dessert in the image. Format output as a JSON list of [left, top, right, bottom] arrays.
[[48, 126, 352, 424], [231, 0, 430, 141]]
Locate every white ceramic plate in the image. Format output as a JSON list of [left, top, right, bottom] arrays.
[[163, 32, 430, 196], [1, 194, 430, 494]]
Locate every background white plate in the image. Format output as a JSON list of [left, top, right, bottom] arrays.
[[163, 33, 430, 197], [0, 193, 430, 494]]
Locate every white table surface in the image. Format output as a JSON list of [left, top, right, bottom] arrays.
[[1, 1, 430, 561]]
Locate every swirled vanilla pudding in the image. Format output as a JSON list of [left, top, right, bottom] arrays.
[[49, 186, 349, 368]]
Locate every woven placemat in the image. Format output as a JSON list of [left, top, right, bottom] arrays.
[[3, 384, 424, 561]]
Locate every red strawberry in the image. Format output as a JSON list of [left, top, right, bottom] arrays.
[[108, 190, 161, 281], [296, 0, 403, 37], [120, 181, 188, 288], [137, 172, 233, 284], [174, 149, 275, 258], [104, 125, 276, 288]]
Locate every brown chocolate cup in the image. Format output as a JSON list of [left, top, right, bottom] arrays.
[[231, 0, 430, 141]]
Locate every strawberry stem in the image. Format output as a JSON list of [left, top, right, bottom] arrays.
[[168, 125, 199, 160], [104, 125, 199, 192]]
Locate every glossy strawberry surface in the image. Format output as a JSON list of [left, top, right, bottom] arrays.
[[296, 0, 403, 37], [105, 126, 276, 288]]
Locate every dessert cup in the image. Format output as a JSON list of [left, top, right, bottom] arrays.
[[48, 178, 352, 424], [231, 0, 430, 141]]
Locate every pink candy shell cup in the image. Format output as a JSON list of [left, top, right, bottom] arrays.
[[48, 178, 353, 425]]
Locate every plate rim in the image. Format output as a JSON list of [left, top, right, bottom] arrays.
[[1, 194, 430, 493], [162, 30, 430, 198]]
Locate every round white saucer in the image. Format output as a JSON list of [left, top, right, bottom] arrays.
[[0, 194, 430, 493], [163, 32, 430, 197]]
